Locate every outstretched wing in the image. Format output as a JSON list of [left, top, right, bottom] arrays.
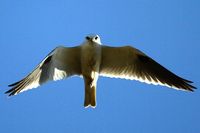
[[100, 45, 196, 91], [6, 46, 81, 96]]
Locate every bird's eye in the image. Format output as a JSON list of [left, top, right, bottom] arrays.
[[86, 36, 90, 40], [95, 36, 98, 40]]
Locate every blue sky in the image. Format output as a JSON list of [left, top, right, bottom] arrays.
[[0, 0, 199, 132]]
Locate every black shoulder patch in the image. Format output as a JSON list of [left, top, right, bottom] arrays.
[[138, 55, 151, 62], [43, 56, 52, 65], [40, 55, 52, 69]]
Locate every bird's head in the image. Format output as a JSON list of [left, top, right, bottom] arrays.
[[85, 34, 101, 44]]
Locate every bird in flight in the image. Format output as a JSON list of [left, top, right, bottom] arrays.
[[6, 34, 196, 108]]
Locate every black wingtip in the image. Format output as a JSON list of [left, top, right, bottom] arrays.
[[190, 86, 197, 90], [8, 80, 22, 87], [5, 88, 15, 96], [183, 79, 194, 84], [6, 81, 21, 96], [187, 87, 195, 92], [183, 82, 197, 92], [5, 88, 13, 94], [7, 79, 25, 95]]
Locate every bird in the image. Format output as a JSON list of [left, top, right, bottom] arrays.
[[5, 34, 196, 108]]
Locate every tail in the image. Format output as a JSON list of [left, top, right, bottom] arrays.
[[84, 80, 96, 108]]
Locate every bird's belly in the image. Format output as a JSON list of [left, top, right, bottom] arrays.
[[82, 56, 100, 77], [81, 46, 101, 78]]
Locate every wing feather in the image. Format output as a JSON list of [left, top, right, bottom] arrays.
[[100, 45, 196, 91], [6, 46, 81, 96]]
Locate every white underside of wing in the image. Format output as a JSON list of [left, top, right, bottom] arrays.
[[53, 68, 67, 81], [100, 72, 182, 90]]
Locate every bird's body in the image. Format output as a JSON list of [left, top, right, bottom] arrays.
[[81, 39, 101, 107], [6, 34, 196, 108]]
